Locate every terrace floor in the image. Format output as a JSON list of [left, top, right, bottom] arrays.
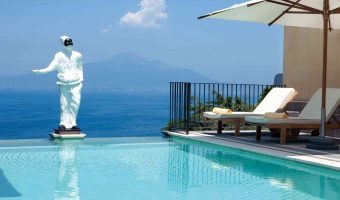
[[163, 130, 340, 170]]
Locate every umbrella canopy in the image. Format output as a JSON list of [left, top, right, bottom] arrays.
[[199, 0, 340, 137], [199, 0, 340, 29]]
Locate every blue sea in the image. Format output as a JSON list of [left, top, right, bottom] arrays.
[[0, 90, 168, 139]]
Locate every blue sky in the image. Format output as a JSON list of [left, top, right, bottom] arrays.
[[0, 0, 283, 84]]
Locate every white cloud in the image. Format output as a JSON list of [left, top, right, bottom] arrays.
[[100, 24, 113, 33], [120, 0, 167, 28]]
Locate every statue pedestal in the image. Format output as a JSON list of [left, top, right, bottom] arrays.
[[55, 129, 81, 135], [50, 129, 86, 139]]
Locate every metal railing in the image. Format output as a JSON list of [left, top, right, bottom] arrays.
[[169, 82, 284, 134]]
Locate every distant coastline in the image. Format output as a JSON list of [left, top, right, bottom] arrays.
[[0, 53, 211, 92]]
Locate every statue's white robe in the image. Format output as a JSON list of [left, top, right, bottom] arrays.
[[37, 51, 83, 128]]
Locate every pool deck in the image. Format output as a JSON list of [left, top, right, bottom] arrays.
[[163, 130, 340, 171]]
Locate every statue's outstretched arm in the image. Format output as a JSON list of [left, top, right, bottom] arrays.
[[32, 55, 58, 75]]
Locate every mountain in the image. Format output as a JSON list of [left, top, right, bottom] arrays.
[[0, 53, 211, 93]]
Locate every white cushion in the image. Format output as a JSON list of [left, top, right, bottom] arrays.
[[204, 87, 296, 120], [203, 111, 260, 119], [299, 88, 340, 121], [245, 88, 340, 125], [253, 88, 296, 114], [245, 116, 320, 125]]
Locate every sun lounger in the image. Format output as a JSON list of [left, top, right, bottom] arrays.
[[245, 88, 340, 144], [203, 87, 297, 135]]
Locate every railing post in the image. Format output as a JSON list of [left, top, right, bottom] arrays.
[[185, 82, 191, 134], [175, 82, 178, 130], [169, 82, 172, 130]]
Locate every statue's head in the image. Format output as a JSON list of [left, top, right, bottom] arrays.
[[59, 35, 73, 51]]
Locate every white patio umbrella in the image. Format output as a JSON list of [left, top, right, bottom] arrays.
[[199, 0, 340, 138]]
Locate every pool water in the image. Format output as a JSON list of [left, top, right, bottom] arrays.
[[0, 136, 339, 200]]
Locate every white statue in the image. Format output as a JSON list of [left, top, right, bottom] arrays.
[[33, 36, 84, 130]]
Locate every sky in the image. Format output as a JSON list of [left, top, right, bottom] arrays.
[[0, 0, 283, 84]]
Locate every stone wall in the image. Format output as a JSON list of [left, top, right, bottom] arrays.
[[283, 26, 340, 101]]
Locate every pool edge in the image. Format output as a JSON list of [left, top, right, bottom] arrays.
[[163, 130, 340, 171]]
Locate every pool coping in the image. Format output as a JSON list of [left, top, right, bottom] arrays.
[[163, 130, 340, 171], [0, 136, 168, 148]]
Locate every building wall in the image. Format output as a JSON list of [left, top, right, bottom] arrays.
[[283, 26, 340, 101]]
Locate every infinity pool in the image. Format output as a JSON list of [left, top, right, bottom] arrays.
[[0, 136, 339, 200]]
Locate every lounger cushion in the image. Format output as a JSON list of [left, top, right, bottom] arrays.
[[253, 88, 296, 114], [245, 116, 320, 125], [204, 111, 261, 119], [203, 87, 296, 120], [245, 88, 340, 125], [299, 88, 340, 121]]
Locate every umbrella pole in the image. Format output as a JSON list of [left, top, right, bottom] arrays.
[[321, 0, 329, 138], [306, 0, 338, 150]]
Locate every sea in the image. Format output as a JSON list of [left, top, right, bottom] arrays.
[[0, 90, 169, 139]]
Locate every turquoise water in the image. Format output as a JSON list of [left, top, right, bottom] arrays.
[[0, 136, 339, 200]]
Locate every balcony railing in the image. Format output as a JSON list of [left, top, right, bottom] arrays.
[[169, 82, 284, 134]]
